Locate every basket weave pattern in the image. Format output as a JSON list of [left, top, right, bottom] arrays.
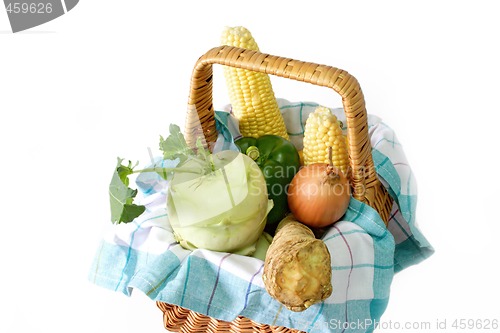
[[157, 302, 305, 333], [158, 46, 393, 332]]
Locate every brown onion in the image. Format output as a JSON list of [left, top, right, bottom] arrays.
[[287, 161, 351, 228]]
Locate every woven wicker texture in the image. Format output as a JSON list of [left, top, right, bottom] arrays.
[[157, 302, 304, 333], [160, 45, 393, 332], [184, 45, 392, 222]]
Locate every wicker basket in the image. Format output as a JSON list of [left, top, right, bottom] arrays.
[[157, 45, 394, 333]]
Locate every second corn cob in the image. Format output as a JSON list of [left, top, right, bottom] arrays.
[[221, 26, 289, 140], [303, 106, 349, 175]]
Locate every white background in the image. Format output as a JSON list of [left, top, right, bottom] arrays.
[[1, 1, 499, 332]]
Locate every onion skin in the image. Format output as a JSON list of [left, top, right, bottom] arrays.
[[287, 163, 351, 228]]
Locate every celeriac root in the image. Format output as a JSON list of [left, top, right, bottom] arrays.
[[262, 214, 332, 312]]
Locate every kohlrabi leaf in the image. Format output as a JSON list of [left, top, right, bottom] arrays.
[[159, 124, 194, 164], [107, 123, 211, 223], [109, 158, 146, 224], [195, 136, 215, 172], [196, 137, 209, 160]]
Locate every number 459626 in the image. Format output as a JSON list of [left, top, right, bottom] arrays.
[[452, 319, 498, 330], [6, 2, 53, 14]]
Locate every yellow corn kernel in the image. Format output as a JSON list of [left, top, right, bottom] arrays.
[[221, 26, 288, 139], [303, 106, 349, 175]]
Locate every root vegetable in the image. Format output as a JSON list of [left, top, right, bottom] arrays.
[[262, 214, 332, 312]]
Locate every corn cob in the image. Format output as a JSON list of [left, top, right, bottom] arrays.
[[221, 26, 288, 139], [302, 106, 349, 175]]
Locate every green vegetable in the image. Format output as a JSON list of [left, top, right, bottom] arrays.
[[167, 149, 273, 254], [109, 124, 274, 256], [235, 135, 301, 235], [159, 124, 215, 175], [109, 159, 146, 223], [109, 124, 215, 224], [251, 232, 273, 261]]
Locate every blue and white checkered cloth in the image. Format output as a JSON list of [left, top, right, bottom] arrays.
[[89, 99, 433, 332]]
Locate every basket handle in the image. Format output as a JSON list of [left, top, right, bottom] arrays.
[[184, 46, 392, 222]]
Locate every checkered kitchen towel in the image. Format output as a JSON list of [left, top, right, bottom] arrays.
[[89, 99, 433, 333]]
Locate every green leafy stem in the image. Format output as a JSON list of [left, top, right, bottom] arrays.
[[109, 124, 214, 224]]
